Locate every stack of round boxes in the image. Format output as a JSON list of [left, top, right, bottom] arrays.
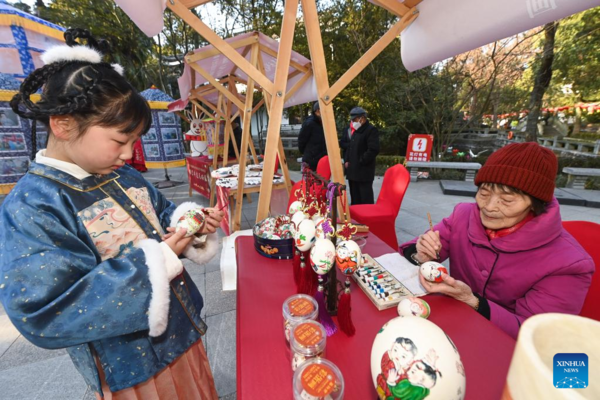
[[283, 294, 345, 399]]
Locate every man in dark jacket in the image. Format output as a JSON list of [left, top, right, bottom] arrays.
[[228, 117, 243, 158], [298, 102, 327, 171], [340, 106, 380, 204]]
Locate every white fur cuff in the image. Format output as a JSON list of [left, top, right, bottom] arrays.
[[137, 239, 170, 337], [183, 233, 219, 265]]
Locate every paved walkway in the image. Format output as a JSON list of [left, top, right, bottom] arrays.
[[1, 167, 599, 400]]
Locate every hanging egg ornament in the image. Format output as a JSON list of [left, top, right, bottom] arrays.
[[420, 261, 449, 283], [335, 240, 362, 275], [291, 210, 307, 230], [288, 200, 303, 215], [314, 217, 334, 240], [397, 297, 431, 318], [294, 219, 316, 252], [176, 209, 206, 237], [310, 238, 336, 275]]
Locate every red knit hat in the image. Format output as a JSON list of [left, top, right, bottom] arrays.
[[475, 142, 557, 202]]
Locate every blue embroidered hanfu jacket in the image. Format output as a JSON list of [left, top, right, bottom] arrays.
[[0, 162, 217, 394]]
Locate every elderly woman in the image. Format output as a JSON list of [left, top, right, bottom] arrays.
[[400, 142, 594, 339]]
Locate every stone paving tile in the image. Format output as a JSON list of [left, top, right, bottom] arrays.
[[0, 354, 87, 400], [0, 314, 19, 359], [0, 335, 66, 372], [205, 310, 236, 398], [205, 272, 237, 317]]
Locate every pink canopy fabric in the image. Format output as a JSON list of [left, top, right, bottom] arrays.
[[177, 32, 317, 110]]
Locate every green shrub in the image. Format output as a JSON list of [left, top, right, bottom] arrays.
[[585, 177, 600, 190], [430, 169, 466, 181], [375, 155, 406, 176], [555, 175, 568, 188]]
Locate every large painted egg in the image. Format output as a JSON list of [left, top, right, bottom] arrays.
[[295, 219, 316, 252], [310, 239, 336, 275], [398, 297, 431, 319], [176, 209, 206, 237], [288, 200, 303, 215], [335, 240, 362, 275], [371, 316, 465, 400], [420, 261, 449, 283], [291, 210, 307, 230]]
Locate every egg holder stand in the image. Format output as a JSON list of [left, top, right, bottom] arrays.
[[351, 254, 416, 311], [304, 170, 346, 317]]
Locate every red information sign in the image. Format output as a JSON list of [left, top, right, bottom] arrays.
[[186, 156, 211, 199], [406, 134, 433, 162]]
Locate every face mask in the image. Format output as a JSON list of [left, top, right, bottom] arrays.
[[351, 121, 361, 130]]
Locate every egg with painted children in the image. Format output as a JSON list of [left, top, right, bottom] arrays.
[[335, 240, 362, 275], [310, 238, 336, 275], [420, 261, 448, 283], [176, 209, 206, 237], [370, 316, 465, 400], [288, 200, 303, 215], [294, 219, 316, 252], [398, 297, 431, 319]]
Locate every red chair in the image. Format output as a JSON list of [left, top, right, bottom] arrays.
[[562, 221, 600, 321], [316, 155, 331, 180], [350, 164, 410, 249]]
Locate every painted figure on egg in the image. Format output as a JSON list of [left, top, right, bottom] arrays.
[[335, 242, 359, 274]]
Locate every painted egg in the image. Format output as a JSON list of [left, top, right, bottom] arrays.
[[314, 217, 334, 240], [371, 316, 465, 400], [335, 240, 362, 275], [397, 297, 431, 319], [310, 239, 336, 275], [288, 200, 303, 215], [420, 261, 449, 283], [291, 210, 307, 230], [266, 234, 281, 240], [295, 219, 316, 252], [176, 209, 206, 237]]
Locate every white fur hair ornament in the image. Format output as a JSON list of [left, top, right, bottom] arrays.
[[40, 44, 125, 75]]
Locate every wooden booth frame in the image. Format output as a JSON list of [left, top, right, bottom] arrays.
[[160, 0, 421, 230]]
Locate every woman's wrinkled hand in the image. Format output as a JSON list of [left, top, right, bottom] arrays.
[[419, 272, 479, 309], [415, 230, 441, 263]]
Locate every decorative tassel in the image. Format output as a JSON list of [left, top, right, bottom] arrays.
[[293, 249, 301, 288], [337, 279, 356, 336], [314, 275, 337, 336], [299, 251, 318, 295]]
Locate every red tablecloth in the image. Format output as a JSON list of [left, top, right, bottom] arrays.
[[236, 234, 516, 399]]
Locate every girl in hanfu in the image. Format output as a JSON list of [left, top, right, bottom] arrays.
[[0, 29, 223, 399]]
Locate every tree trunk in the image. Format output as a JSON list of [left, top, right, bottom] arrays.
[[526, 22, 558, 142]]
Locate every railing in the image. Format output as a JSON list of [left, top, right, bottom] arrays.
[[256, 124, 303, 152], [496, 131, 600, 157]]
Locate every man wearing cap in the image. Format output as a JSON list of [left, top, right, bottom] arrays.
[[341, 106, 380, 205], [298, 102, 327, 171]]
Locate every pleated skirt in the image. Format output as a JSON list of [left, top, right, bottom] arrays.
[[95, 339, 218, 400]]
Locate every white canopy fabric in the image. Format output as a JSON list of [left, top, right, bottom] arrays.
[[177, 31, 317, 110], [115, 0, 600, 73], [400, 0, 600, 72]]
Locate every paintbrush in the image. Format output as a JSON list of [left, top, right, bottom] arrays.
[[427, 212, 440, 261]]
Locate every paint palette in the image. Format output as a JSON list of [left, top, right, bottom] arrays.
[[352, 254, 416, 311]]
